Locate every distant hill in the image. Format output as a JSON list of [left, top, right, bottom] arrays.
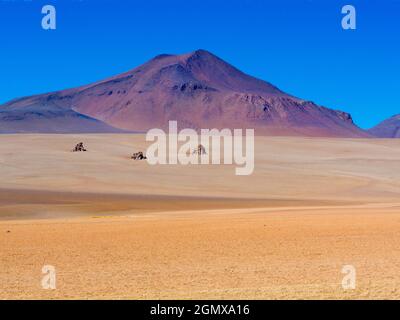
[[368, 115, 400, 138]]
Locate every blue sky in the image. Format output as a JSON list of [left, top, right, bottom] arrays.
[[0, 0, 399, 128]]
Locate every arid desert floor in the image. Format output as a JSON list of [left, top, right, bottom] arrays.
[[1, 134, 400, 299]]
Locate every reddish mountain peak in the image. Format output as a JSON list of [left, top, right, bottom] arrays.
[[93, 50, 285, 97], [182, 49, 222, 62], [151, 49, 218, 62], [0, 50, 369, 137], [166, 49, 285, 95]]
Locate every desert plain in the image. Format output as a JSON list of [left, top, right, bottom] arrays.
[[1, 134, 400, 299]]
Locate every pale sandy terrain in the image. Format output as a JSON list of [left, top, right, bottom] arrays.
[[1, 134, 400, 299]]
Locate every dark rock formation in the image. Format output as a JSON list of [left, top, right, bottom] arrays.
[[72, 142, 87, 152], [132, 151, 147, 160], [193, 144, 207, 155]]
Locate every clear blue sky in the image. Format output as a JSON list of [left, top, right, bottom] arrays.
[[0, 0, 399, 128]]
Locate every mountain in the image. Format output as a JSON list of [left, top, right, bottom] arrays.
[[368, 115, 400, 138], [0, 49, 369, 137]]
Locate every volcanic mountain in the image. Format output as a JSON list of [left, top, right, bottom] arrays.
[[0, 49, 369, 136], [368, 115, 400, 138]]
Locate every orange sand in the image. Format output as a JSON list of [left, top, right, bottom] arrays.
[[1, 135, 400, 299]]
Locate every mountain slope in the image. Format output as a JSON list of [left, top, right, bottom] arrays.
[[368, 115, 400, 138], [1, 49, 369, 137], [0, 104, 122, 134]]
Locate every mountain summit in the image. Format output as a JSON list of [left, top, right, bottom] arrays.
[[0, 50, 368, 136]]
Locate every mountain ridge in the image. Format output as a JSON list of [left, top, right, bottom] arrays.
[[0, 49, 370, 137]]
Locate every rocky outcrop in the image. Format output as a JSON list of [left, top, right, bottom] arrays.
[[72, 142, 87, 152], [132, 151, 147, 160], [193, 144, 207, 155]]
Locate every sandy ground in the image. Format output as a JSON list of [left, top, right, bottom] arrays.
[[1, 134, 400, 299]]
